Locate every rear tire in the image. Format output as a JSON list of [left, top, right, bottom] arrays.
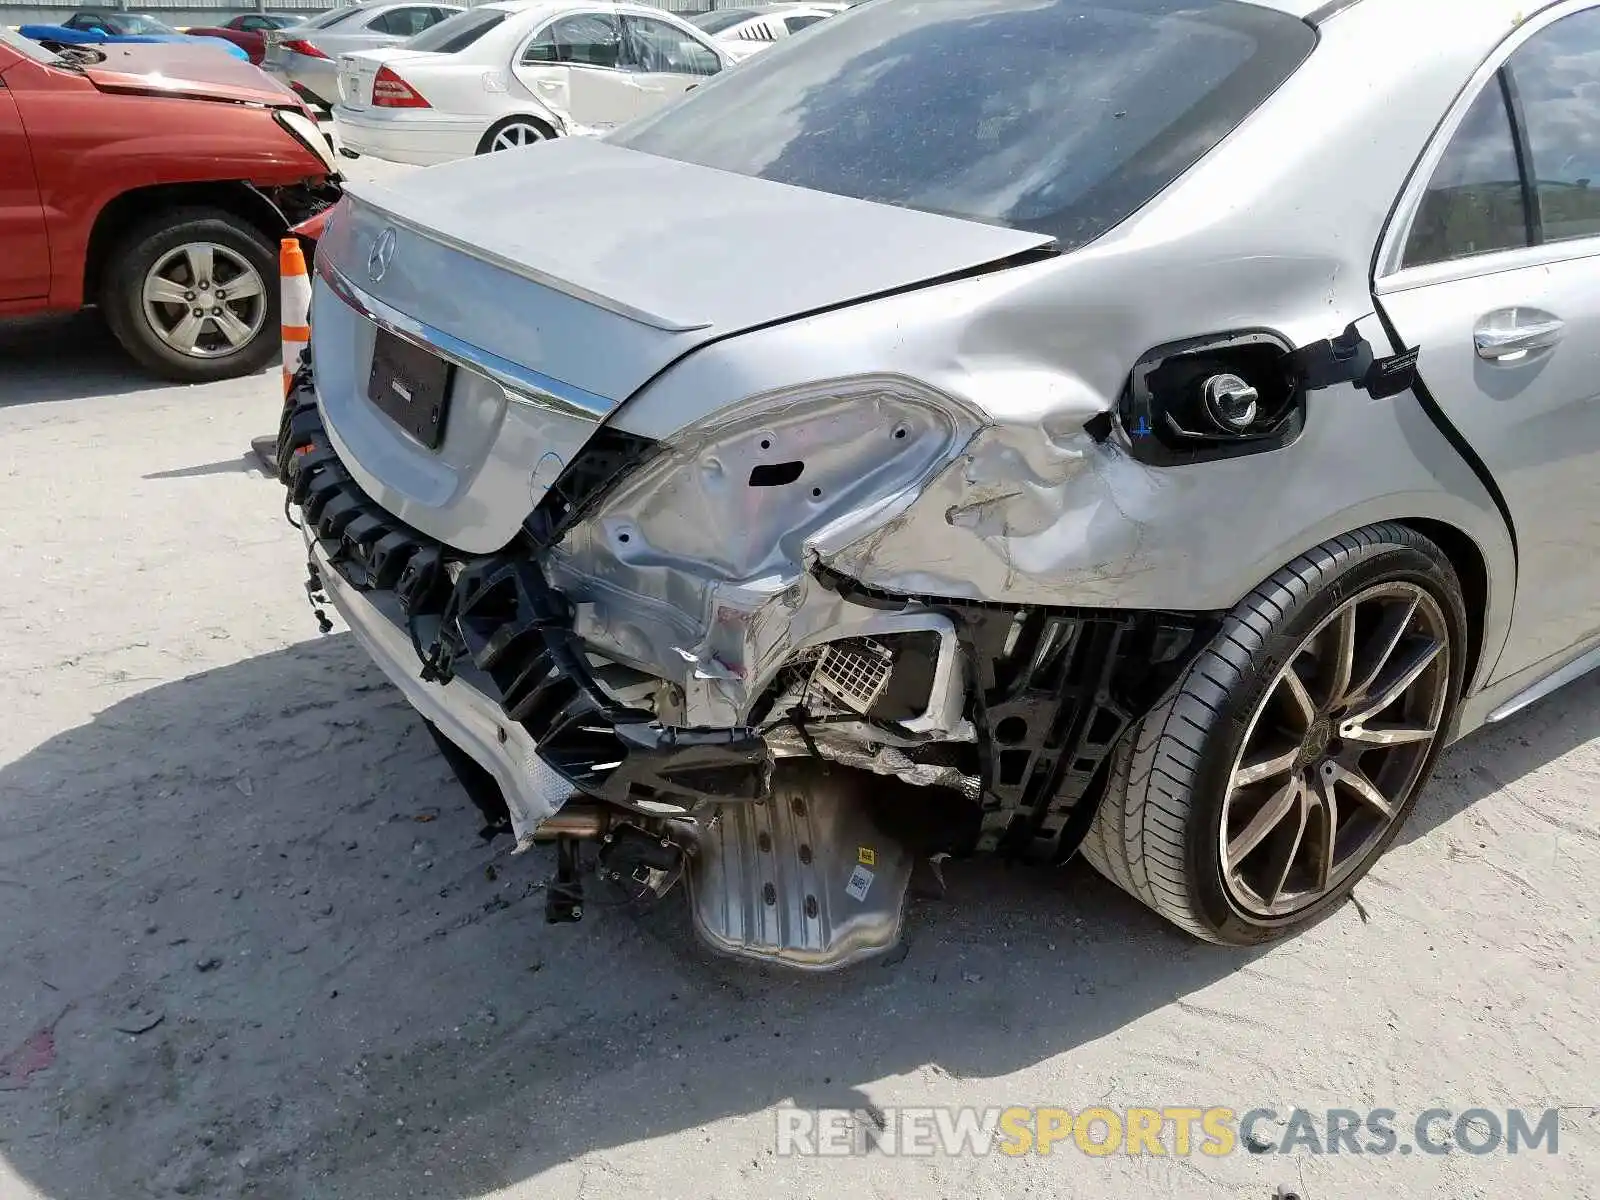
[[1080, 524, 1467, 946], [101, 207, 279, 384], [477, 115, 554, 155]]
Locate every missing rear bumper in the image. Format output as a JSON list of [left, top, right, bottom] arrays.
[[283, 381, 1214, 856]]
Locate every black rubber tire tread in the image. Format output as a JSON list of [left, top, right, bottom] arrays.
[[1079, 523, 1463, 944], [100, 207, 279, 384]]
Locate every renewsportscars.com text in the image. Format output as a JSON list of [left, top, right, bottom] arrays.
[[774, 1106, 1562, 1158]]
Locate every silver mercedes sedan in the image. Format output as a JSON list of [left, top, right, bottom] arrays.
[[277, 0, 1600, 968], [261, 0, 461, 109]]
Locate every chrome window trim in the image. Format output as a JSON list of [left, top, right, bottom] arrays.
[[318, 257, 611, 423], [1377, 236, 1600, 295]]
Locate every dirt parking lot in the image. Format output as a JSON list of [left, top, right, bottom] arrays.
[[0, 160, 1596, 1200]]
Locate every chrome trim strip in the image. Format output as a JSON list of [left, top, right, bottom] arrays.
[[339, 179, 712, 334], [318, 257, 611, 422], [1488, 641, 1600, 723]]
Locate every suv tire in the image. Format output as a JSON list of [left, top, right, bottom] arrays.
[[102, 207, 279, 384]]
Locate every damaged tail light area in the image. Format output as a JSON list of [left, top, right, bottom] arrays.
[[501, 377, 1213, 861], [285, 360, 1217, 872]]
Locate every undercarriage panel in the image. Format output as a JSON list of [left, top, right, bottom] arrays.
[[687, 764, 915, 970]]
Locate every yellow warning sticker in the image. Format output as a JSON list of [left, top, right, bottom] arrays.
[[858, 846, 877, 866]]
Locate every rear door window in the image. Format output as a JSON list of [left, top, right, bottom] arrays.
[[614, 0, 1315, 248], [1402, 84, 1530, 267], [522, 13, 623, 67], [1504, 7, 1600, 245], [623, 14, 721, 75]]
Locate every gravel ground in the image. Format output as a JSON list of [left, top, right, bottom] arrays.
[[0, 158, 1596, 1200]]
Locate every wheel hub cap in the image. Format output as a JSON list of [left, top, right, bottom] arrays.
[[1219, 582, 1451, 918], [140, 241, 266, 360]]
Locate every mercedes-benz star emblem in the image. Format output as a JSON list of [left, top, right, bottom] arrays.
[[368, 227, 398, 283]]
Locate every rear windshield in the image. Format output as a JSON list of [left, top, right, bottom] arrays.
[[299, 6, 361, 28], [406, 6, 507, 51], [615, 0, 1314, 248], [691, 9, 758, 33]]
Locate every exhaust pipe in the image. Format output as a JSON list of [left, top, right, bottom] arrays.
[[531, 803, 610, 841]]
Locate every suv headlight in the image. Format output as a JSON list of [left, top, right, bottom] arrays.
[[274, 108, 339, 175]]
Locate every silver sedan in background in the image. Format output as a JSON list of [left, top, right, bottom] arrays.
[[262, 0, 461, 108]]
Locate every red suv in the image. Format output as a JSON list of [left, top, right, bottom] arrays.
[[0, 30, 340, 382]]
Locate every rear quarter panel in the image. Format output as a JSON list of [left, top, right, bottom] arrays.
[[4, 59, 327, 308]]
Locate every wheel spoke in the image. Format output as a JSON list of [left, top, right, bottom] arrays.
[[1278, 663, 1318, 730], [1307, 771, 1339, 893], [1345, 636, 1444, 724], [1257, 781, 1310, 906], [1233, 744, 1300, 788], [212, 306, 254, 348], [222, 271, 263, 302], [1346, 595, 1420, 703], [165, 310, 206, 352], [1343, 720, 1436, 747], [1227, 775, 1301, 865], [1332, 763, 1394, 820], [1216, 581, 1450, 921], [143, 275, 189, 306], [1322, 604, 1357, 707], [183, 244, 214, 286]]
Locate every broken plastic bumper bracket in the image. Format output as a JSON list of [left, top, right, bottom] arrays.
[[278, 386, 772, 815]]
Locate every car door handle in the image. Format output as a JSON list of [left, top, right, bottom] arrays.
[[1474, 314, 1565, 361]]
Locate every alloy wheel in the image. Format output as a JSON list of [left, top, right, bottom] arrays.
[[1219, 582, 1451, 918], [489, 122, 544, 151], [140, 242, 268, 360]]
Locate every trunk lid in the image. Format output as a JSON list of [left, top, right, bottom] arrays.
[[84, 42, 298, 104], [311, 136, 1052, 552]]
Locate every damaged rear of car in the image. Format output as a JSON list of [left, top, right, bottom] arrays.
[[278, 0, 1529, 965]]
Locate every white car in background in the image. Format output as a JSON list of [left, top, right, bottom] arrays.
[[261, 1, 463, 109], [332, 0, 729, 165], [689, 4, 835, 61]]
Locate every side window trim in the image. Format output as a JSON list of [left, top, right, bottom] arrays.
[[1379, 0, 1600, 288], [1497, 65, 1541, 248]]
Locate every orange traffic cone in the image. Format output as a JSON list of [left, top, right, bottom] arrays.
[[280, 236, 312, 401], [252, 237, 314, 475]]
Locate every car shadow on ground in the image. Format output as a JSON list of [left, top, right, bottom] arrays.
[[0, 635, 1592, 1198], [0, 313, 168, 405]]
